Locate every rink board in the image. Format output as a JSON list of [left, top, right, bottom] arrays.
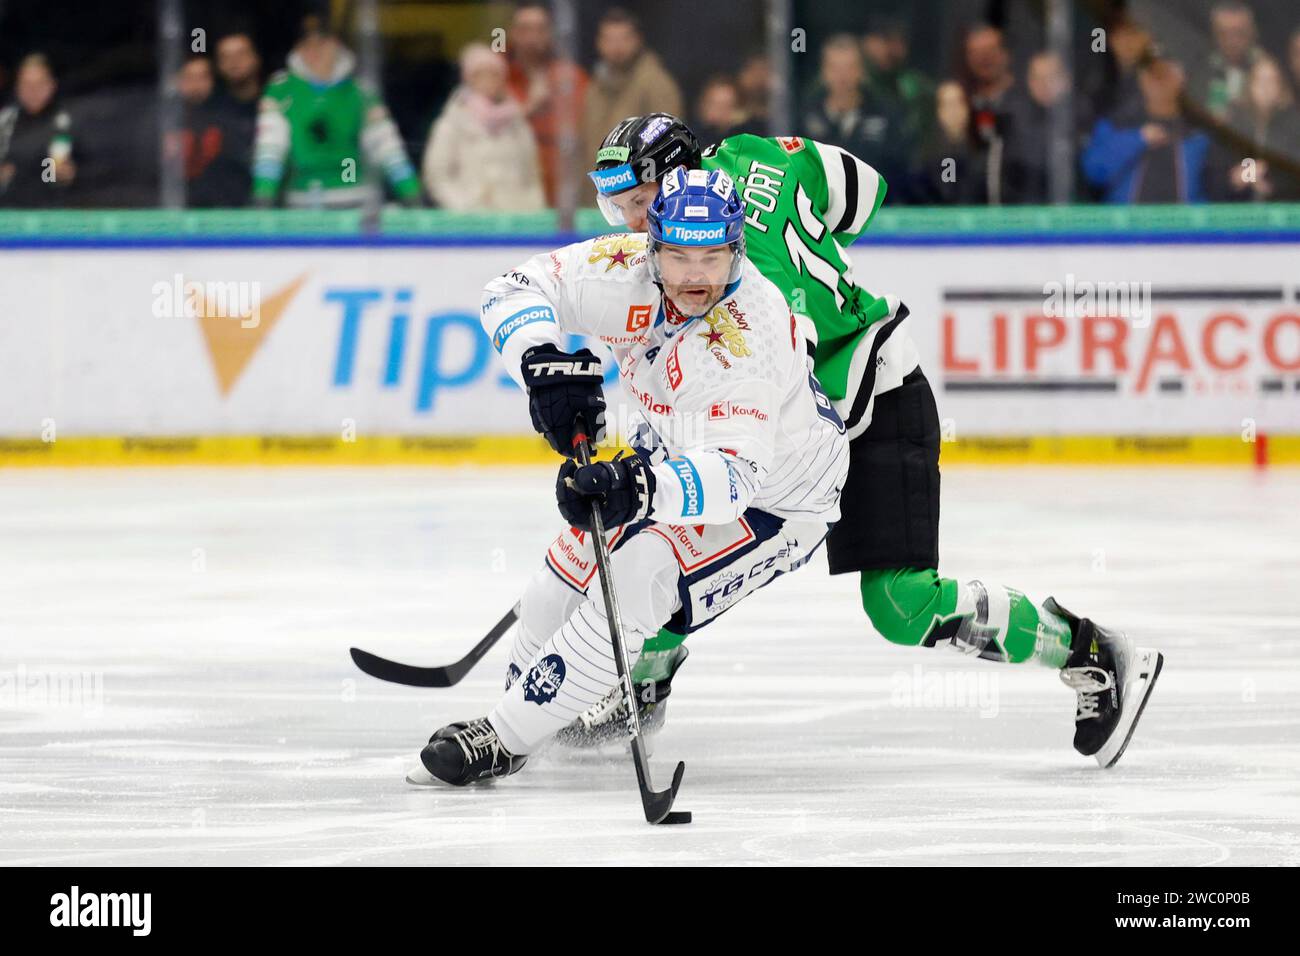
[[2, 432, 1299, 466], [1, 240, 1298, 464]]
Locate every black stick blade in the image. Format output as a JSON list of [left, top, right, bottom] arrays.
[[348, 604, 520, 689], [640, 760, 688, 824], [349, 646, 460, 687]]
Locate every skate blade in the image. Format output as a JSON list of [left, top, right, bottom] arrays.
[[1096, 647, 1164, 769], [405, 765, 441, 787]]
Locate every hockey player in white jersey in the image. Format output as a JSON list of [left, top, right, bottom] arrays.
[[412, 167, 849, 786]]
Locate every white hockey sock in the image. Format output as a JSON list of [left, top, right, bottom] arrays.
[[490, 601, 648, 754], [505, 564, 585, 687]]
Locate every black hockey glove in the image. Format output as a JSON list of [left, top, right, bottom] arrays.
[[520, 345, 607, 457], [556, 452, 656, 531]]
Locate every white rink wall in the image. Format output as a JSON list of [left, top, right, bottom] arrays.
[[1, 241, 1299, 440]]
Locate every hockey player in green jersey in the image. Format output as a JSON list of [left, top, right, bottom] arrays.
[[555, 114, 1162, 768], [252, 26, 419, 209]]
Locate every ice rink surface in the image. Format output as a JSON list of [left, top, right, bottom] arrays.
[[2, 465, 1298, 866]]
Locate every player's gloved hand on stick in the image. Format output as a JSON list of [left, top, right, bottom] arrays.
[[520, 345, 606, 457], [557, 452, 656, 531]]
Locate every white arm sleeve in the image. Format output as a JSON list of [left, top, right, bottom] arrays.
[[480, 246, 583, 388], [811, 139, 885, 236]]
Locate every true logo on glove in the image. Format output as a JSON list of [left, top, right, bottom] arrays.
[[528, 359, 602, 377]]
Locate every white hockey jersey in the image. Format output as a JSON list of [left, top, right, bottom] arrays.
[[481, 233, 849, 525]]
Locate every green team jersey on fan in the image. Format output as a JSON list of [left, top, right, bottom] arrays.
[[701, 134, 891, 403], [253, 49, 419, 208]]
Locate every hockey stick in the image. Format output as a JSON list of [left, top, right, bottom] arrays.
[[574, 434, 691, 825], [349, 603, 520, 688]]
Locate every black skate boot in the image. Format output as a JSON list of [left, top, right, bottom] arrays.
[[553, 644, 689, 749], [408, 718, 527, 786], [1046, 598, 1164, 768]]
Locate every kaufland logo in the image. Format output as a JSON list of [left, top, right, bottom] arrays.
[[664, 223, 725, 243]]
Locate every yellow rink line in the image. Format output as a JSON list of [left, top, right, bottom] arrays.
[[0, 434, 1297, 467]]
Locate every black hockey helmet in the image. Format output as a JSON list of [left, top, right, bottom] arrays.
[[589, 113, 702, 225]]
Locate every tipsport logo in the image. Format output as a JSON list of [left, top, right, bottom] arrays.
[[324, 287, 617, 413], [589, 163, 637, 194], [661, 222, 726, 245], [668, 456, 704, 518], [493, 306, 556, 352]]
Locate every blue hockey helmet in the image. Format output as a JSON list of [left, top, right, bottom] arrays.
[[646, 167, 746, 287]]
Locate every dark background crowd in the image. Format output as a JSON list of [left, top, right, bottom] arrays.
[[2, 0, 1299, 211]]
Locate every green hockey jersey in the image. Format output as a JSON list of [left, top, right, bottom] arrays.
[[701, 134, 898, 407], [253, 48, 419, 208]]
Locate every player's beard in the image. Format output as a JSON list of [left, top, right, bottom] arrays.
[[665, 283, 724, 317]]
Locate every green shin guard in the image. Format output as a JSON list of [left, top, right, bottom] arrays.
[[859, 567, 1072, 668]]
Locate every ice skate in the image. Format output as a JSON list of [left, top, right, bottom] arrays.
[[1047, 598, 1164, 768], [411, 718, 527, 786], [554, 645, 689, 749]]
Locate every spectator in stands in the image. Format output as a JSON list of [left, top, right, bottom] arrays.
[[211, 32, 260, 204], [1002, 50, 1080, 204], [1082, 59, 1210, 203], [911, 79, 987, 205], [252, 21, 420, 208], [1214, 56, 1300, 201], [962, 24, 1016, 137], [693, 74, 745, 146], [735, 51, 772, 134], [801, 34, 910, 201], [959, 24, 1018, 203], [215, 32, 263, 123], [0, 53, 75, 207], [166, 55, 252, 208], [1099, 15, 1153, 124], [506, 0, 587, 207], [1191, 1, 1264, 119], [424, 43, 544, 211], [862, 14, 934, 145], [580, 8, 683, 167]]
